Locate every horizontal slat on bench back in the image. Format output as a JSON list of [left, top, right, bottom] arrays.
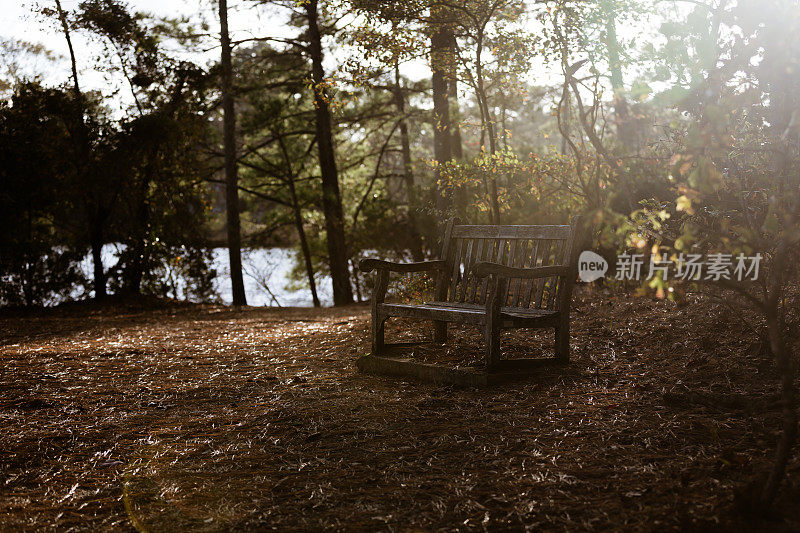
[[452, 225, 571, 240]]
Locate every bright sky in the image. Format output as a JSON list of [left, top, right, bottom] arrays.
[[6, 1, 199, 78], [3, 0, 302, 108], [3, 0, 545, 94], [3, 0, 663, 112]]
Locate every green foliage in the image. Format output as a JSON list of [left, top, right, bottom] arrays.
[[603, 0, 800, 306], [0, 83, 88, 305], [438, 146, 667, 226], [394, 272, 436, 303]]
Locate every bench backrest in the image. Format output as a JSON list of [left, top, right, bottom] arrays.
[[435, 220, 581, 311]]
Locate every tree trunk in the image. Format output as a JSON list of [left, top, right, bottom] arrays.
[[758, 241, 797, 508], [287, 178, 321, 308], [431, 20, 453, 215], [475, 33, 496, 155], [306, 0, 353, 306], [24, 209, 34, 306], [760, 304, 797, 507], [448, 76, 464, 160], [473, 32, 499, 223], [501, 103, 508, 150], [295, 213, 321, 308], [54, 0, 80, 99], [604, 13, 634, 150], [394, 63, 424, 261], [219, 0, 247, 306], [56, 0, 109, 299], [125, 161, 153, 294], [449, 75, 470, 218], [351, 258, 363, 303]]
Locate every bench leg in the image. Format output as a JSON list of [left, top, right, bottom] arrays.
[[372, 316, 387, 355], [371, 270, 389, 355], [484, 276, 505, 371], [484, 324, 501, 371], [555, 321, 570, 363], [433, 321, 447, 343]]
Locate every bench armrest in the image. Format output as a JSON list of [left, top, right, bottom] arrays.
[[472, 262, 568, 279], [359, 258, 447, 274]]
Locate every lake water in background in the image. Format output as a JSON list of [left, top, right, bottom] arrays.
[[216, 248, 333, 307], [81, 245, 333, 307]]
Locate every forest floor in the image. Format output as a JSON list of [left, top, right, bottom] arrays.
[[1, 288, 799, 531]]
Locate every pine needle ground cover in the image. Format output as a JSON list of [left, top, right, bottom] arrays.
[[1, 291, 798, 531]]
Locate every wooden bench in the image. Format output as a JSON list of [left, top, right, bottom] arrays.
[[357, 217, 585, 385]]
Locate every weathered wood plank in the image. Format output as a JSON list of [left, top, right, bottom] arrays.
[[380, 302, 486, 325], [452, 225, 571, 239], [533, 240, 552, 309], [478, 239, 501, 305], [472, 263, 568, 280], [520, 239, 539, 308], [359, 258, 447, 273], [448, 237, 464, 302], [424, 301, 559, 319], [504, 239, 518, 306], [546, 240, 566, 310], [380, 302, 559, 328], [458, 238, 475, 302], [356, 355, 567, 386], [493, 358, 568, 372], [433, 218, 456, 342], [555, 215, 586, 361], [434, 218, 456, 302], [468, 238, 486, 303], [357, 355, 490, 386], [484, 276, 507, 369], [371, 269, 389, 354], [510, 239, 529, 306]]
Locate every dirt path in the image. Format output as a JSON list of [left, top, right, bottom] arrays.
[[1, 293, 797, 531]]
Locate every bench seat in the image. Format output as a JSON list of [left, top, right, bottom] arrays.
[[379, 301, 560, 328]]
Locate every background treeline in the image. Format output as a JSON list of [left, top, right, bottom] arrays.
[[1, 0, 798, 311]]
